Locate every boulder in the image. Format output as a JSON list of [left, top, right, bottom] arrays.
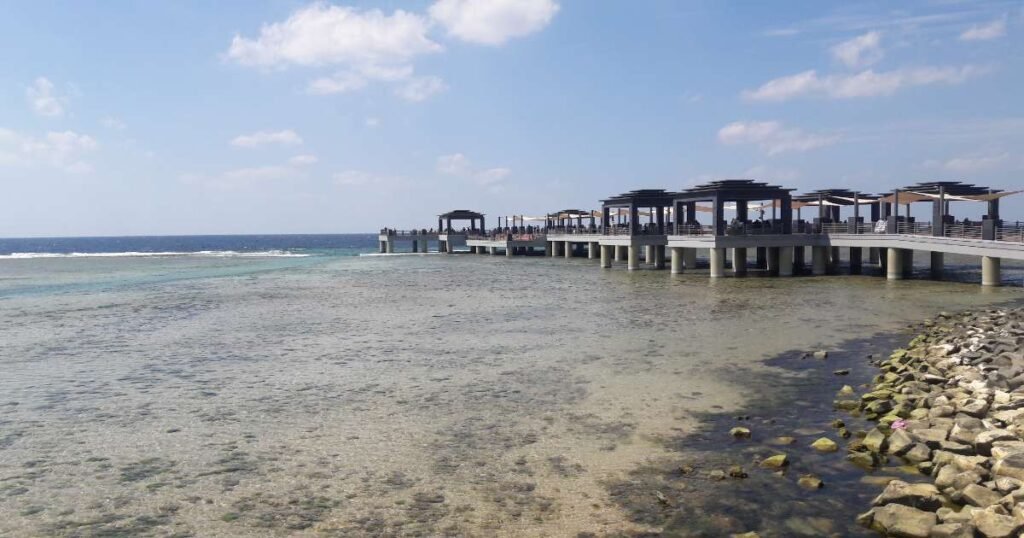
[[810, 437, 838, 453], [910, 428, 949, 448], [903, 443, 932, 464], [730, 426, 751, 439], [972, 508, 1023, 538], [759, 454, 788, 469], [798, 474, 823, 490], [929, 522, 975, 538], [888, 429, 915, 456], [861, 504, 936, 537], [961, 484, 1003, 507], [872, 480, 944, 511], [994, 452, 1024, 481], [864, 428, 888, 453], [976, 429, 1018, 456]]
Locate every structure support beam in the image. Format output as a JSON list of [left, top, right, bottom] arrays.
[[670, 247, 683, 274], [778, 247, 794, 277], [903, 250, 914, 277], [615, 245, 628, 262], [982, 256, 1001, 286], [645, 245, 655, 265], [710, 248, 725, 278], [653, 245, 665, 270], [683, 248, 697, 269], [887, 248, 904, 280], [588, 242, 599, 260], [847, 247, 862, 275], [732, 247, 747, 276], [627, 245, 640, 271], [564, 241, 572, 259], [756, 247, 767, 270], [811, 246, 827, 276], [930, 252, 943, 280], [386, 241, 394, 254], [600, 245, 612, 268], [767, 247, 780, 276], [506, 245, 513, 257]]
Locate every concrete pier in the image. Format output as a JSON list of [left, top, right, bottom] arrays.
[[828, 247, 840, 273], [710, 248, 725, 277], [506, 246, 513, 257], [767, 247, 780, 276], [589, 241, 599, 259], [670, 247, 683, 274], [615, 245, 628, 262], [887, 248, 904, 280], [386, 241, 394, 254], [627, 245, 640, 271], [552, 241, 564, 257], [793, 246, 805, 271], [778, 247, 794, 277], [930, 252, 943, 280], [869, 247, 879, 265], [683, 248, 697, 269], [849, 247, 863, 275], [732, 247, 747, 276], [903, 249, 914, 277], [756, 247, 767, 270], [653, 245, 665, 270], [812, 246, 827, 276], [600, 245, 612, 268], [982, 256, 1001, 286], [564, 241, 572, 259]]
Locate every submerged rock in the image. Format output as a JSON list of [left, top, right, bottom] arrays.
[[759, 454, 788, 470], [860, 503, 937, 537], [809, 437, 838, 453]]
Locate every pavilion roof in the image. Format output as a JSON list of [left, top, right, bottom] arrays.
[[548, 209, 592, 218], [897, 181, 999, 196], [794, 189, 876, 205], [600, 189, 675, 207], [438, 209, 484, 219], [675, 179, 794, 202]]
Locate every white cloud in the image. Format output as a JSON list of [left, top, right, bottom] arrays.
[[743, 65, 989, 101], [830, 31, 883, 68], [225, 4, 440, 68], [923, 152, 1010, 173], [26, 77, 67, 117], [959, 17, 1007, 41], [717, 121, 839, 155], [230, 129, 303, 148], [307, 72, 369, 94], [395, 76, 447, 102], [436, 152, 511, 190], [100, 116, 127, 130], [365, 117, 380, 128], [429, 0, 560, 45], [289, 154, 318, 166], [333, 169, 406, 189], [0, 127, 98, 173], [437, 153, 472, 175]]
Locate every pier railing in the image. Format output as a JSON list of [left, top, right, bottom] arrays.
[[997, 223, 1024, 243], [943, 224, 983, 240], [673, 224, 712, 235], [897, 222, 933, 236], [380, 229, 436, 236]]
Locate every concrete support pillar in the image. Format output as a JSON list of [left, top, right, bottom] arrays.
[[683, 248, 697, 269], [506, 245, 513, 257], [671, 247, 683, 274], [887, 248, 904, 280], [778, 247, 794, 277], [600, 245, 612, 268], [553, 241, 564, 257], [793, 246, 805, 270], [849, 247, 863, 275], [564, 241, 572, 259], [545, 241, 553, 256], [982, 256, 1001, 286], [710, 248, 726, 278], [767, 247, 780, 276], [588, 242, 599, 259], [489, 246, 497, 255], [929, 252, 943, 280], [379, 241, 386, 253], [869, 247, 880, 265], [756, 247, 767, 269], [811, 246, 827, 276], [645, 244, 655, 264], [386, 241, 394, 254], [903, 250, 914, 277], [615, 245, 628, 262], [653, 245, 666, 270], [828, 247, 840, 272], [420, 240, 429, 253], [627, 245, 640, 271], [732, 247, 747, 276]]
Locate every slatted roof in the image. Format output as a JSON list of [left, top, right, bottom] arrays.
[[600, 189, 675, 207], [674, 179, 794, 202], [897, 181, 1000, 196], [794, 189, 875, 205], [438, 210, 484, 219]]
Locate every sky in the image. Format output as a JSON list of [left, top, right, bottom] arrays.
[[1, 0, 1022, 237]]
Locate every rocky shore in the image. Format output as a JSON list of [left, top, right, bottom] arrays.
[[851, 308, 1024, 538]]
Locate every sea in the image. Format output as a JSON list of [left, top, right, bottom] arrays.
[[0, 234, 1022, 536]]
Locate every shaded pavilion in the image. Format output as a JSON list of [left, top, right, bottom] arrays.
[[438, 210, 485, 233], [673, 179, 794, 235], [877, 181, 1013, 238], [793, 189, 878, 232], [600, 189, 675, 235], [547, 209, 596, 231]]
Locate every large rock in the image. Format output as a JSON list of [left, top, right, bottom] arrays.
[[972, 508, 1023, 538], [929, 522, 975, 538], [910, 427, 949, 448], [873, 480, 944, 511], [994, 452, 1024, 481], [976, 429, 1018, 456], [903, 443, 932, 464], [861, 504, 937, 537], [810, 437, 838, 453], [960, 483, 1003, 507], [759, 454, 787, 469], [864, 428, 888, 453], [888, 429, 915, 456]]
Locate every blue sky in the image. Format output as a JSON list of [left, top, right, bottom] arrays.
[[1, 0, 1021, 236]]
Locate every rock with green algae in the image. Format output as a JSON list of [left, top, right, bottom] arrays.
[[837, 385, 855, 396], [797, 474, 823, 490], [729, 426, 751, 439], [768, 436, 796, 445], [810, 437, 838, 453], [759, 454, 788, 469], [858, 503, 936, 537], [863, 428, 888, 454], [847, 451, 878, 470]]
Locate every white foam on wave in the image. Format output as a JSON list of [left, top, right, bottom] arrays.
[[0, 250, 310, 260]]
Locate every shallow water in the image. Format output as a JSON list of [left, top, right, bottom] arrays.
[[0, 252, 1021, 536]]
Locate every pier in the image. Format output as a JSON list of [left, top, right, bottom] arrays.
[[379, 180, 1023, 286]]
